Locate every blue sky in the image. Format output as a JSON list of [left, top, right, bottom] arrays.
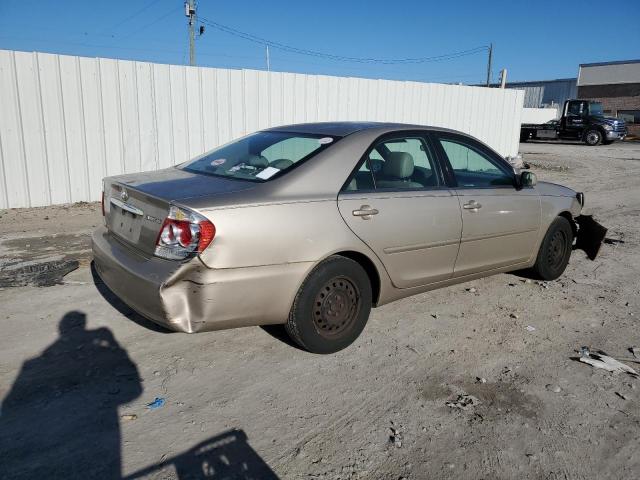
[[1, 0, 639, 84]]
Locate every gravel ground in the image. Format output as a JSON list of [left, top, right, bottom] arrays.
[[0, 141, 639, 479]]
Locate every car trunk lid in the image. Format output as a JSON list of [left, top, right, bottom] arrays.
[[104, 167, 254, 256]]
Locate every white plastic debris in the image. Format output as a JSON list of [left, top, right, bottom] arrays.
[[526, 325, 536, 332], [389, 424, 403, 448], [578, 348, 639, 377]]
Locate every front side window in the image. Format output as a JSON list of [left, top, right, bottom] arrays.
[[345, 136, 440, 191], [438, 138, 514, 188], [181, 131, 338, 182], [589, 102, 604, 117], [567, 102, 583, 116]]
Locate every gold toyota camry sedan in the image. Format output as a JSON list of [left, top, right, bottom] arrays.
[[93, 122, 605, 353]]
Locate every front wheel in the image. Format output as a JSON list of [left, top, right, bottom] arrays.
[[531, 217, 574, 280], [285, 256, 372, 354], [584, 129, 602, 146]]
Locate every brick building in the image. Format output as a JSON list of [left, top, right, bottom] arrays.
[[577, 59, 640, 136]]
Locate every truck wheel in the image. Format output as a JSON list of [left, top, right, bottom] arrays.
[[531, 217, 574, 280], [285, 256, 372, 354], [584, 129, 602, 146]]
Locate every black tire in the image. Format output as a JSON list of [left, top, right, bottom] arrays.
[[531, 217, 574, 280], [584, 129, 602, 146], [285, 255, 372, 354]]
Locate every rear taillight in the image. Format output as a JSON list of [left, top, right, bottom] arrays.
[[155, 206, 215, 260]]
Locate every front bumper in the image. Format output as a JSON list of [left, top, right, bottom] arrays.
[[605, 130, 626, 141], [575, 215, 608, 260], [92, 226, 313, 333]]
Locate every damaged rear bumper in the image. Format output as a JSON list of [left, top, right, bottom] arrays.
[[92, 226, 312, 333], [574, 215, 608, 260]]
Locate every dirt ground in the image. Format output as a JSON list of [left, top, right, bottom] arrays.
[[1, 141, 639, 480]]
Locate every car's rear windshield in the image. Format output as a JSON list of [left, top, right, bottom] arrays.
[[180, 131, 339, 182]]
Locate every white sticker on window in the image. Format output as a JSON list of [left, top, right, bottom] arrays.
[[318, 137, 334, 145], [255, 166, 280, 180], [210, 158, 226, 166]]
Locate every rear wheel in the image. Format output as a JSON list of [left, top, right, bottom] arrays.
[[584, 129, 602, 146], [285, 256, 372, 354], [531, 217, 574, 280]]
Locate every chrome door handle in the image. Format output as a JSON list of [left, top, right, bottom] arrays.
[[352, 205, 379, 219], [463, 200, 482, 210]]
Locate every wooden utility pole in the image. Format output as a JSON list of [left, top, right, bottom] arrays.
[[485, 43, 493, 87], [186, 0, 196, 66]]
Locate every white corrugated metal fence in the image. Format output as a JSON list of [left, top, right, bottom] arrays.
[[0, 49, 524, 209]]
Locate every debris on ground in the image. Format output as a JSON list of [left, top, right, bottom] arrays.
[[446, 394, 480, 411], [630, 347, 639, 359], [121, 414, 138, 421], [0, 259, 79, 288], [146, 397, 166, 410], [510, 313, 519, 319], [476, 377, 487, 384], [604, 238, 625, 245], [545, 384, 562, 393], [466, 287, 477, 293], [577, 347, 639, 377], [615, 392, 627, 400], [389, 422, 402, 448], [526, 325, 536, 332]]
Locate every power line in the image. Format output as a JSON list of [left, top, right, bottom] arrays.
[[99, 0, 163, 34], [118, 6, 182, 40], [198, 16, 488, 65]]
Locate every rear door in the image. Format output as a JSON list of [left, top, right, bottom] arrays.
[[338, 132, 462, 289], [432, 133, 540, 277]]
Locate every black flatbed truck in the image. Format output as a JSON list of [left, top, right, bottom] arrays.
[[520, 99, 627, 145]]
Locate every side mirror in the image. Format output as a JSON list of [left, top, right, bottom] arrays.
[[520, 171, 537, 187]]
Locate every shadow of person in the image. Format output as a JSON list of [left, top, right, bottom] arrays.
[[124, 429, 279, 480], [0, 311, 142, 479]]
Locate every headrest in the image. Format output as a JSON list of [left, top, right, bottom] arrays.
[[383, 152, 414, 179], [246, 155, 269, 168], [270, 158, 294, 170]]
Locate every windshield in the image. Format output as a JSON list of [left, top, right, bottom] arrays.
[[589, 102, 604, 117], [181, 131, 339, 182]]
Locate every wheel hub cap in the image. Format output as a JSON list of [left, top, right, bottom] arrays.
[[313, 277, 359, 336], [547, 231, 567, 268]]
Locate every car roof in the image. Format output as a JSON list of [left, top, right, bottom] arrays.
[[263, 121, 458, 137]]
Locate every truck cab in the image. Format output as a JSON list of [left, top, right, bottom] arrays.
[[521, 99, 627, 145]]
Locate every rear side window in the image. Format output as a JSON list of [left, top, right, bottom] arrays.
[[438, 138, 514, 188], [345, 135, 441, 191], [181, 131, 338, 182]]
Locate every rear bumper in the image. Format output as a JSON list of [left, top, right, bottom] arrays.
[[92, 226, 312, 332]]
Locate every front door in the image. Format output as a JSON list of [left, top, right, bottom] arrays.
[[433, 134, 541, 277], [338, 134, 462, 289], [563, 100, 587, 139]]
